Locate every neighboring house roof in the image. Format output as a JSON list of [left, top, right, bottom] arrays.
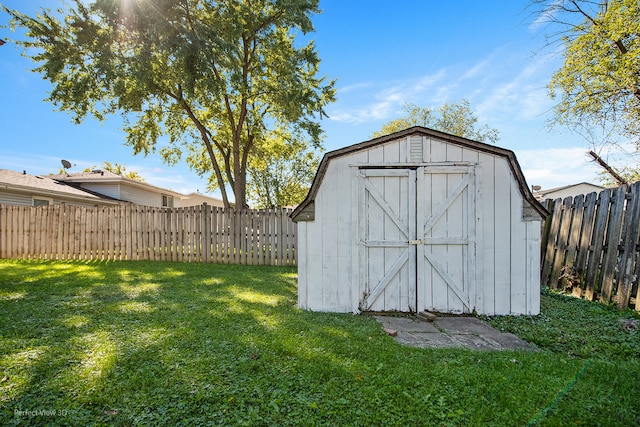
[[180, 192, 229, 208], [291, 126, 548, 222], [51, 169, 184, 196], [533, 182, 605, 201], [52, 169, 226, 207], [0, 169, 120, 205]]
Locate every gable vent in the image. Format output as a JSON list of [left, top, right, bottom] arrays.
[[409, 136, 423, 162]]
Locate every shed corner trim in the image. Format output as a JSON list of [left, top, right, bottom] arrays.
[[291, 201, 315, 222]]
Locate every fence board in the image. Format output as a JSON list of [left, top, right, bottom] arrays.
[[15, 206, 21, 256], [541, 198, 562, 285], [575, 192, 598, 276], [564, 195, 585, 278], [234, 211, 241, 265], [548, 197, 574, 289]]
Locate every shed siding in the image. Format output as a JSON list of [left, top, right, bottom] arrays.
[[511, 177, 528, 314], [493, 157, 513, 314], [297, 221, 308, 308], [526, 221, 542, 314], [479, 154, 497, 314], [297, 132, 542, 315], [299, 155, 358, 311]]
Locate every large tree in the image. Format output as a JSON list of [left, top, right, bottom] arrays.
[[4, 0, 335, 208], [372, 100, 500, 144], [534, 0, 640, 158], [247, 130, 319, 208]]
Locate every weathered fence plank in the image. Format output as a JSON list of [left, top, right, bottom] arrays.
[[586, 190, 609, 299], [564, 195, 585, 284], [599, 186, 627, 304], [541, 198, 562, 285], [548, 197, 573, 288], [575, 192, 597, 280], [616, 184, 640, 308]]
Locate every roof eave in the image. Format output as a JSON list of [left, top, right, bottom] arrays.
[[0, 184, 121, 205]]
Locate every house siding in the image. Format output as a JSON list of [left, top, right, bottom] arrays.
[[120, 185, 163, 207], [0, 193, 33, 206], [80, 183, 121, 200], [537, 183, 604, 201]]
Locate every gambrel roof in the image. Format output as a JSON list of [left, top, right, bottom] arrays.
[[291, 126, 548, 222]]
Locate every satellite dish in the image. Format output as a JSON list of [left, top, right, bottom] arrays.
[[61, 159, 72, 169], [532, 185, 542, 191]]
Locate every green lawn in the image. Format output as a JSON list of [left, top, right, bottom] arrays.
[[1, 260, 638, 426]]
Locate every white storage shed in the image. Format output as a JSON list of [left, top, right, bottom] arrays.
[[291, 127, 548, 316]]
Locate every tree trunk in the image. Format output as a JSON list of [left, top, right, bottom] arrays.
[[234, 169, 247, 209]]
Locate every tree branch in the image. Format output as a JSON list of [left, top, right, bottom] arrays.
[[171, 85, 231, 207]]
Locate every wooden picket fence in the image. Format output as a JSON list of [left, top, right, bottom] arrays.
[[0, 204, 297, 266], [541, 181, 640, 311]]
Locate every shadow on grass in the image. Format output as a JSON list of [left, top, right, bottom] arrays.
[[1, 260, 379, 425], [1, 260, 639, 426]]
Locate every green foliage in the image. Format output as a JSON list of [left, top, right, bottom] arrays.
[[484, 288, 640, 360], [1, 261, 639, 426], [597, 165, 640, 186], [83, 161, 146, 182], [247, 131, 320, 208], [372, 100, 500, 144], [3, 0, 336, 208], [547, 0, 640, 140]]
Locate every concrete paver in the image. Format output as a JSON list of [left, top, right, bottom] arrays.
[[373, 315, 537, 351]]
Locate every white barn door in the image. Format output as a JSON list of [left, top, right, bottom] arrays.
[[358, 165, 476, 313], [358, 169, 416, 312], [416, 165, 476, 314]]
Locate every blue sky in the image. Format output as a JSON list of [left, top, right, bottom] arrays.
[[0, 0, 610, 199]]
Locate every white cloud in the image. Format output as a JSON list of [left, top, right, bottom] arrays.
[[527, 0, 562, 31], [413, 70, 448, 92], [325, 44, 568, 151], [461, 57, 492, 81], [337, 81, 374, 94], [328, 84, 409, 124], [475, 53, 558, 123], [516, 146, 602, 189]]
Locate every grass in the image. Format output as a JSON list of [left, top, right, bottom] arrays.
[[0, 260, 638, 426]]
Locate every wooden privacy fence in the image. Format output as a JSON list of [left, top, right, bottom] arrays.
[[541, 181, 640, 311], [0, 204, 297, 266]]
